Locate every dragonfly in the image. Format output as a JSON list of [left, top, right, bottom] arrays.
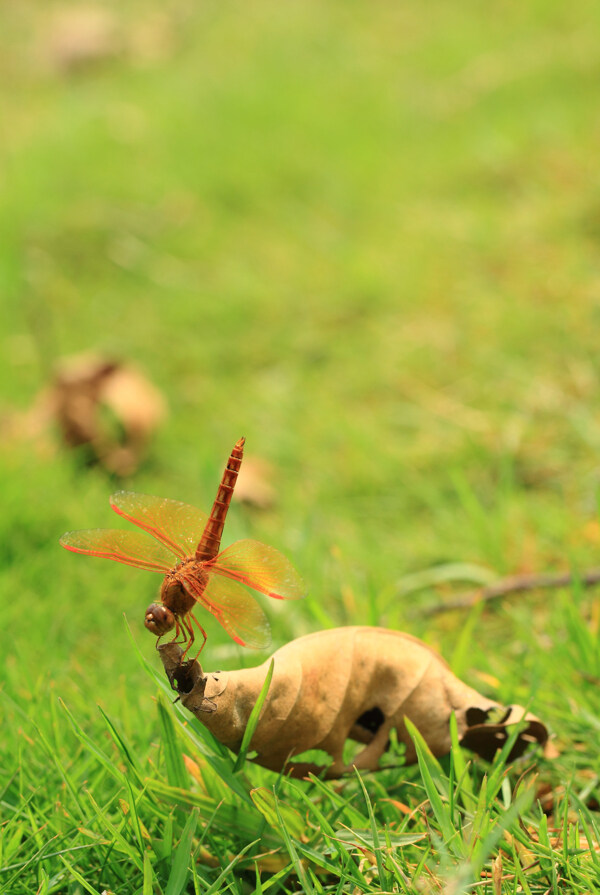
[[60, 437, 305, 659]]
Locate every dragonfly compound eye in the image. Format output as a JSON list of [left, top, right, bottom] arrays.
[[145, 602, 175, 636]]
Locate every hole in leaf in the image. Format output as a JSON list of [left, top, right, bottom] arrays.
[[465, 707, 489, 726], [354, 706, 385, 734], [172, 661, 196, 694]]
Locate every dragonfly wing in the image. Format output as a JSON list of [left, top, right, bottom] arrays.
[[60, 529, 174, 572], [110, 492, 208, 560], [180, 569, 272, 650], [207, 539, 306, 600]]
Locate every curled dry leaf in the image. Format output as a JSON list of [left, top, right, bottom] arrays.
[[159, 626, 548, 779], [31, 353, 166, 475]]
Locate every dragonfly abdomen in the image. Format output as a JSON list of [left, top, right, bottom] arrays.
[[195, 437, 245, 562]]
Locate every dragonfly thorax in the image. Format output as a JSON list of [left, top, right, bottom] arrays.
[[160, 565, 204, 617]]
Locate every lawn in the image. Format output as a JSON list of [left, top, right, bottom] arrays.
[[1, 0, 600, 892]]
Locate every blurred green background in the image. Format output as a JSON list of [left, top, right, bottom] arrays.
[[1, 0, 600, 713]]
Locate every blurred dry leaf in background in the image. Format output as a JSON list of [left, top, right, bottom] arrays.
[[37, 4, 177, 74], [234, 457, 276, 510], [43, 6, 121, 73], [17, 353, 166, 476]]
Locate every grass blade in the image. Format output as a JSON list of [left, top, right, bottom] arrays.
[[405, 718, 462, 857], [233, 659, 274, 773], [164, 807, 199, 895], [274, 795, 314, 895], [203, 839, 260, 895], [251, 787, 305, 840], [157, 695, 190, 789], [143, 850, 155, 895], [354, 770, 387, 887], [58, 855, 102, 895], [59, 698, 127, 788]]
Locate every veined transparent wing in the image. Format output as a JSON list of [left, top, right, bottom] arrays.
[[207, 539, 306, 600], [59, 529, 174, 572], [110, 491, 208, 560], [181, 568, 272, 649]]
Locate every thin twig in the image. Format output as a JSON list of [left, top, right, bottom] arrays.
[[423, 568, 600, 616]]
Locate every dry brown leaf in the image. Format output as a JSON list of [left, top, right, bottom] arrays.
[[28, 353, 166, 475], [159, 626, 548, 779]]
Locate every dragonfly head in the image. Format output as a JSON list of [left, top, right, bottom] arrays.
[[145, 602, 175, 637]]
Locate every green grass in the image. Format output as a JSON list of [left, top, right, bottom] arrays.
[[2, 0, 600, 891]]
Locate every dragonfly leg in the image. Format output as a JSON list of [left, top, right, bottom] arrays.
[[179, 614, 196, 663], [192, 613, 208, 659], [168, 617, 185, 647], [186, 612, 208, 662]]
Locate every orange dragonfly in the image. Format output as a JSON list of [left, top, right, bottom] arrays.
[[60, 438, 305, 658]]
